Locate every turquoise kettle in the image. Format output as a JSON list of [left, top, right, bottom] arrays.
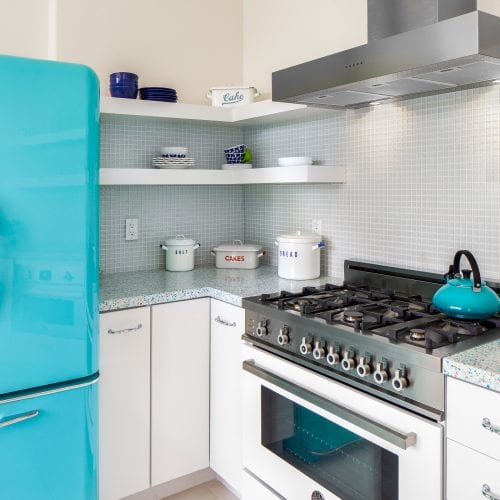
[[432, 250, 500, 320]]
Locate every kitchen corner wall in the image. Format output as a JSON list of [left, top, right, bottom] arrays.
[[244, 85, 500, 281], [100, 84, 500, 281], [99, 115, 244, 273]]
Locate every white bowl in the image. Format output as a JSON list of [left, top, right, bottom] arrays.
[[278, 156, 313, 167], [160, 146, 188, 156]]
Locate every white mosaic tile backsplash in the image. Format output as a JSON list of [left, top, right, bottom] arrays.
[[100, 85, 500, 279], [244, 85, 500, 281], [100, 115, 244, 273]]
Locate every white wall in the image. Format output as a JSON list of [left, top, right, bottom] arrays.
[[242, 0, 367, 99], [0, 0, 50, 59], [56, 0, 243, 104]]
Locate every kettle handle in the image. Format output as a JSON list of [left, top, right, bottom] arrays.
[[451, 250, 482, 291]]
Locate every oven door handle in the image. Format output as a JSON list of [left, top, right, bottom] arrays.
[[243, 359, 417, 451]]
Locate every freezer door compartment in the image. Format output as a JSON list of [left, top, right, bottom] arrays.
[[0, 376, 98, 500]]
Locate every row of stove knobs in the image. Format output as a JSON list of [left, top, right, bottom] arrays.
[[255, 322, 408, 392]]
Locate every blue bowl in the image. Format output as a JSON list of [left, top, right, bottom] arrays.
[[224, 144, 246, 154], [110, 72, 138, 82], [225, 152, 244, 164], [110, 85, 138, 99]]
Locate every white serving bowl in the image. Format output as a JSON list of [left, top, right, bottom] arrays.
[[278, 156, 313, 167], [160, 147, 188, 156]]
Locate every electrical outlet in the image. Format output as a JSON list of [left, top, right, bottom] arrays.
[[125, 218, 139, 240], [311, 219, 322, 235]]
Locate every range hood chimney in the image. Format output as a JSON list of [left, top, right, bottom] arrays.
[[272, 0, 500, 108]]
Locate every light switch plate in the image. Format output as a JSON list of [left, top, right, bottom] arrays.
[[311, 219, 322, 235]]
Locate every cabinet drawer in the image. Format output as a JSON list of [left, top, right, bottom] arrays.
[[447, 439, 500, 500], [447, 377, 500, 460]]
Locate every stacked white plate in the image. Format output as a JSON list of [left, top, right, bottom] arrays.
[[152, 157, 195, 169]]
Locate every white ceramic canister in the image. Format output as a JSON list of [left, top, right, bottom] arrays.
[[206, 86, 261, 107], [160, 235, 200, 272], [275, 231, 325, 280], [211, 240, 264, 269]]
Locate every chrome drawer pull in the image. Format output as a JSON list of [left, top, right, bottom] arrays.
[[482, 418, 500, 435], [214, 316, 236, 327], [0, 410, 39, 429], [108, 323, 142, 335], [483, 484, 500, 500]]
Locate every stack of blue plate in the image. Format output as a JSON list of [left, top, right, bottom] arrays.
[[139, 87, 178, 102], [110, 72, 138, 99]]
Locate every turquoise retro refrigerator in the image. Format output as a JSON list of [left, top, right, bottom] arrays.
[[0, 55, 99, 499]]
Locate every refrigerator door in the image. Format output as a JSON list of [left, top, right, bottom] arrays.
[[0, 375, 98, 500], [0, 55, 99, 394]]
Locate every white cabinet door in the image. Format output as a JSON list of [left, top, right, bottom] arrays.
[[99, 307, 151, 500], [151, 298, 210, 486], [447, 439, 500, 500], [210, 300, 245, 493]]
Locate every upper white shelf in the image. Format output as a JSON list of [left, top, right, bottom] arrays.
[[100, 165, 346, 186], [100, 97, 329, 125]]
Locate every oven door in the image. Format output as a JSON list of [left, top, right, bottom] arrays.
[[242, 344, 443, 500]]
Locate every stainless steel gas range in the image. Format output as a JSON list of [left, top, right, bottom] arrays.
[[240, 261, 500, 500]]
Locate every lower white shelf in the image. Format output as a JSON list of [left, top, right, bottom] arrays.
[[99, 166, 346, 185]]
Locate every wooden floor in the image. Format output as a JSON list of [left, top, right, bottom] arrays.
[[164, 479, 238, 500]]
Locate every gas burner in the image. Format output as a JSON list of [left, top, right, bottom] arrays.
[[343, 310, 363, 323], [410, 328, 426, 341], [286, 297, 322, 313]]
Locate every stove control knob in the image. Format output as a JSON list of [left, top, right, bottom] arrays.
[[392, 369, 409, 392], [373, 362, 389, 384], [277, 327, 290, 346], [326, 346, 340, 366], [255, 321, 268, 337], [341, 351, 356, 371], [300, 337, 312, 355], [312, 340, 325, 360], [356, 357, 371, 378]]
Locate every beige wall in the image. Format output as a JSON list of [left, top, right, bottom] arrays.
[[0, 0, 50, 59], [56, 0, 243, 104], [242, 0, 367, 98], [478, 0, 500, 16]]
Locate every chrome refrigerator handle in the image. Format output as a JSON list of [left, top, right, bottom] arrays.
[[0, 410, 39, 429], [243, 360, 417, 450]]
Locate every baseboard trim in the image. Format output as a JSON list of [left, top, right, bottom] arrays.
[[124, 468, 216, 500]]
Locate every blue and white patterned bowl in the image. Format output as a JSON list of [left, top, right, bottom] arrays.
[[224, 144, 246, 154], [225, 152, 244, 164]]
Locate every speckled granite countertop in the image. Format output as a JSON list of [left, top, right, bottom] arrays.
[[99, 265, 341, 312], [443, 340, 500, 393]]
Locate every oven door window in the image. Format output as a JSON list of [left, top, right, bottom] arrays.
[[261, 387, 398, 500]]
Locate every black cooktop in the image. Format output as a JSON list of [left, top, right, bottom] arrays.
[[259, 284, 500, 350]]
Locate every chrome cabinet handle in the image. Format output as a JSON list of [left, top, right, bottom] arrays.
[[214, 316, 236, 327], [243, 360, 417, 450], [108, 323, 142, 335], [483, 484, 500, 500], [482, 418, 500, 435], [0, 410, 39, 429]]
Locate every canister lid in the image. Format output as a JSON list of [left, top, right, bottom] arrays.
[[277, 231, 320, 243], [213, 239, 262, 252], [164, 235, 197, 246]]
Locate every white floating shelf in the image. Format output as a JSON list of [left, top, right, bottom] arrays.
[[100, 166, 346, 186], [100, 97, 325, 125]]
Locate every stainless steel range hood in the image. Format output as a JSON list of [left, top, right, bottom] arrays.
[[272, 0, 500, 108]]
